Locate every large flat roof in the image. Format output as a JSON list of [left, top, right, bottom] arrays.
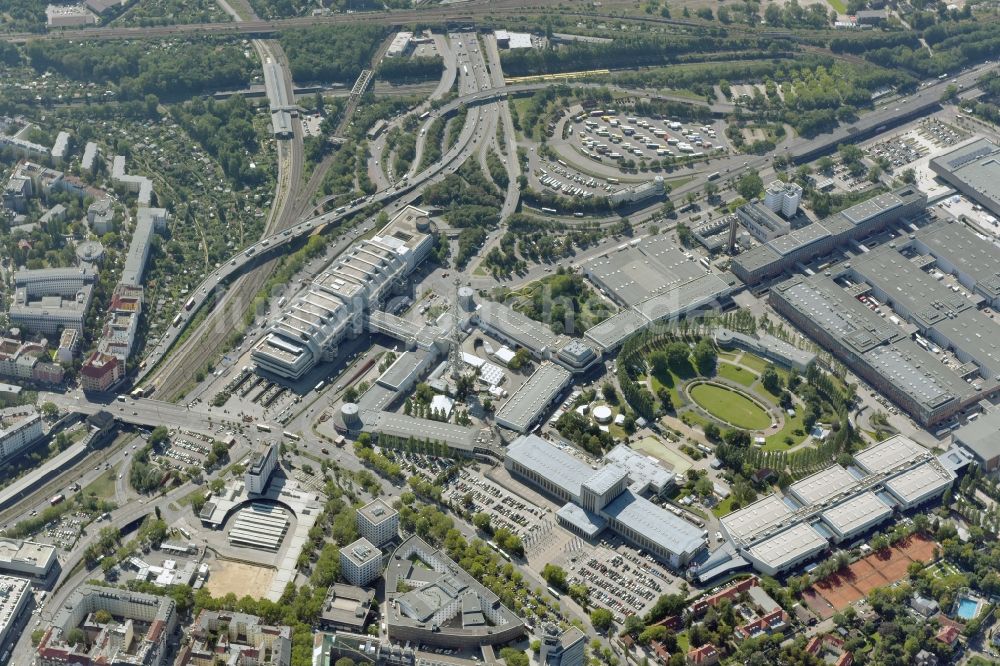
[[864, 339, 978, 413], [788, 465, 857, 506], [853, 434, 927, 473], [773, 274, 899, 353], [372, 411, 479, 452], [584, 309, 650, 351], [885, 462, 954, 505], [720, 494, 791, 543], [953, 409, 1000, 463], [584, 235, 708, 306], [505, 434, 593, 501], [602, 489, 706, 559], [496, 362, 570, 432], [930, 308, 1000, 379], [476, 301, 561, 355], [846, 245, 973, 328], [916, 220, 1000, 300], [930, 137, 1000, 214], [820, 492, 892, 537], [745, 523, 827, 572]]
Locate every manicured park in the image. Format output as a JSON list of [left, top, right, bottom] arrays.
[[688, 382, 771, 430]]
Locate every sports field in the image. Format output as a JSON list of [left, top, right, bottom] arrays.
[[689, 383, 770, 429]]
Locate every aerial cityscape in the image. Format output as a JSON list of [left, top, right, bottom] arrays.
[[0, 1, 1000, 665]]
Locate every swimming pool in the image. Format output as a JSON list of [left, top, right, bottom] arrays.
[[957, 596, 979, 620]]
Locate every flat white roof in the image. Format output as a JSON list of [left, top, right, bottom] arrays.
[[821, 492, 892, 537], [746, 523, 827, 572], [885, 462, 953, 506], [720, 494, 791, 543], [853, 434, 927, 473], [788, 465, 857, 505]]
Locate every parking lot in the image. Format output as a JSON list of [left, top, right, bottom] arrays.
[[570, 111, 726, 166], [565, 540, 684, 621], [444, 468, 547, 538]]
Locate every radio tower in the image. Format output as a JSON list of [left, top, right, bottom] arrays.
[[449, 277, 464, 379]]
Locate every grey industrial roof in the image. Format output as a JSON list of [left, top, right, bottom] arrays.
[[733, 243, 783, 274], [953, 409, 1000, 463], [495, 362, 570, 432], [604, 444, 674, 492], [372, 411, 479, 451], [853, 434, 927, 473], [476, 301, 560, 355], [930, 138, 1000, 214], [583, 464, 628, 496], [774, 274, 898, 353], [602, 489, 706, 559], [930, 308, 1000, 379], [584, 236, 707, 305], [864, 339, 977, 412], [847, 245, 973, 328], [556, 502, 606, 537], [720, 494, 791, 543], [789, 465, 857, 505], [505, 434, 593, 501], [633, 272, 737, 322], [917, 221, 1000, 300], [769, 222, 830, 257], [745, 523, 827, 572], [584, 308, 650, 351], [841, 191, 903, 226], [376, 351, 427, 391], [820, 491, 892, 536]]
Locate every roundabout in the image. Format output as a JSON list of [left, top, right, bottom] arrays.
[[687, 381, 772, 430]]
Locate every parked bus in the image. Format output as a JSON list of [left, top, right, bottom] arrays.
[[546, 586, 561, 599], [557, 159, 567, 167], [707, 172, 721, 181], [541, 207, 557, 214], [314, 380, 326, 392], [255, 423, 272, 432], [50, 494, 65, 506], [283, 431, 301, 441], [419, 111, 431, 120]]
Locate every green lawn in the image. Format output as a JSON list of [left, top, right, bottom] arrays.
[[763, 408, 808, 450], [690, 384, 771, 430], [738, 353, 770, 373], [717, 363, 756, 387], [826, 0, 847, 12], [83, 469, 118, 501], [676, 632, 690, 653], [633, 436, 691, 474], [712, 494, 737, 517]]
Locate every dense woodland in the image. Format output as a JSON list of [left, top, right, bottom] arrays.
[[279, 25, 386, 83]]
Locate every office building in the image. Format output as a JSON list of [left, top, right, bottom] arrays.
[[175, 610, 291, 666], [713, 328, 816, 372], [319, 584, 375, 633], [384, 535, 525, 648], [245, 442, 278, 494], [737, 202, 791, 242], [472, 301, 599, 372], [386, 32, 414, 57], [253, 207, 434, 380], [0, 539, 55, 579], [0, 576, 32, 652], [9, 267, 95, 335], [0, 407, 43, 461], [539, 624, 586, 666], [763, 180, 803, 217], [341, 538, 382, 587], [35, 585, 177, 666], [357, 499, 399, 547], [505, 435, 707, 568], [732, 187, 926, 285], [607, 176, 666, 207], [929, 138, 1000, 217]]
